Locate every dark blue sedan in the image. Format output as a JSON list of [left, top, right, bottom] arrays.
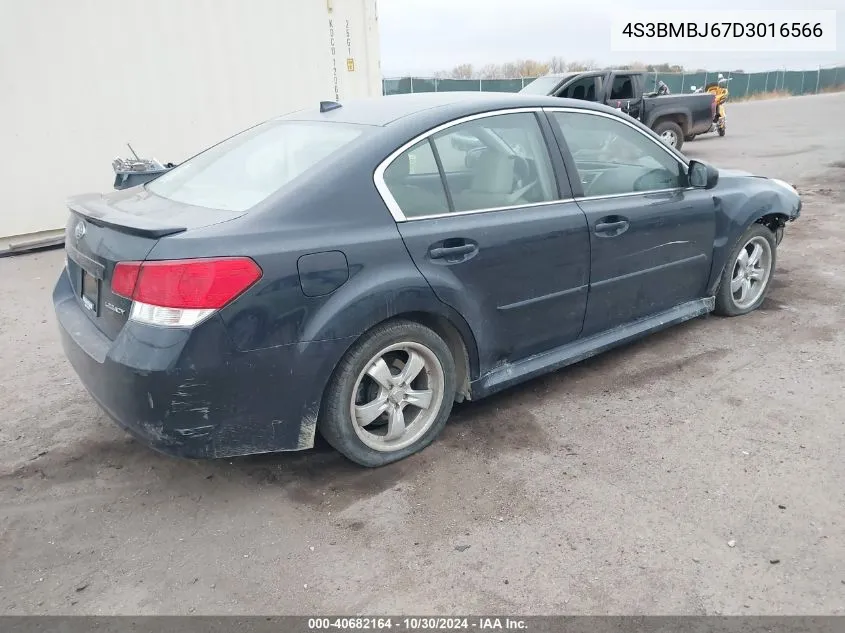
[[53, 92, 801, 467]]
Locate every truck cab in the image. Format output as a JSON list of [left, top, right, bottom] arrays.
[[520, 71, 715, 151]]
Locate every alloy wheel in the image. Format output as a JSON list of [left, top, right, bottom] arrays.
[[730, 235, 773, 309], [350, 342, 445, 452]]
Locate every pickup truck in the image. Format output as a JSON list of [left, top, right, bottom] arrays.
[[520, 70, 715, 151]]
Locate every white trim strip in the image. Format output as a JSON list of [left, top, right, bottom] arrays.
[[398, 198, 579, 222], [374, 108, 555, 222], [373, 104, 694, 223], [575, 187, 694, 202]]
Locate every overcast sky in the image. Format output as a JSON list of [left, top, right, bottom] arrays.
[[378, 0, 844, 76]]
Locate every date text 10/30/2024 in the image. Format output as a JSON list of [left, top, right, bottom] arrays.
[[308, 617, 528, 630]]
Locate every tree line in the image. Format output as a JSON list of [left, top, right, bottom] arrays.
[[431, 59, 726, 79]]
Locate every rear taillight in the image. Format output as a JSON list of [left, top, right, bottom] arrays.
[[112, 257, 262, 327], [112, 262, 141, 298]]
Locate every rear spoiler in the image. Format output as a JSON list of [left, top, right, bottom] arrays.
[[68, 198, 186, 239]]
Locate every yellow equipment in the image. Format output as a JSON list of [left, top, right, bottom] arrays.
[[704, 75, 731, 137]]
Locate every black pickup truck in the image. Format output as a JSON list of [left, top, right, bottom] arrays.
[[520, 70, 715, 151]]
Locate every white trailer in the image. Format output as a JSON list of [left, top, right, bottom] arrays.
[[0, 0, 382, 253]]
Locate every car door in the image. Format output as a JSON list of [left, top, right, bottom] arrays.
[[547, 107, 716, 338], [377, 110, 591, 369], [607, 73, 643, 120]]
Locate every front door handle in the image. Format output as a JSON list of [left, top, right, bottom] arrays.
[[429, 244, 477, 259], [594, 218, 630, 237]]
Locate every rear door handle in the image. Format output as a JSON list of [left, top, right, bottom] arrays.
[[595, 220, 629, 236], [429, 244, 477, 259]]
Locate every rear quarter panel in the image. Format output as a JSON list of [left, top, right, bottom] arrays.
[[689, 94, 716, 134], [644, 94, 712, 134], [143, 135, 479, 373], [645, 103, 693, 132]]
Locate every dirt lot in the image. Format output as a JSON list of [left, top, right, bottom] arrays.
[[1, 93, 844, 616]]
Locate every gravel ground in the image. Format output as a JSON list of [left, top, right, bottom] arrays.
[[1, 93, 844, 616]]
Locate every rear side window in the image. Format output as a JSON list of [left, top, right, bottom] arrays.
[[610, 75, 635, 100], [147, 121, 365, 212], [382, 112, 558, 219], [382, 140, 450, 218]]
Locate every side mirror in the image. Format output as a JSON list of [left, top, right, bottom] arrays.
[[688, 160, 719, 189]]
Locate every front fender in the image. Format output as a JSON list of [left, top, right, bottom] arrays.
[[706, 177, 801, 294]]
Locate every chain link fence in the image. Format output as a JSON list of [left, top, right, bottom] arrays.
[[383, 65, 845, 99]]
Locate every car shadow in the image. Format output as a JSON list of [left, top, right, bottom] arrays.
[[8, 316, 721, 510]]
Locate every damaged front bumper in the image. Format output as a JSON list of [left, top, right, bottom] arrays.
[[777, 196, 801, 245]]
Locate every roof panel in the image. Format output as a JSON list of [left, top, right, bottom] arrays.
[[277, 92, 586, 126]]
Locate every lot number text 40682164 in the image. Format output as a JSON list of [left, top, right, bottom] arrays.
[[307, 617, 528, 630]]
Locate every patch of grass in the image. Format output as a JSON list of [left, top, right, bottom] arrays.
[[820, 84, 845, 94], [735, 84, 845, 101]]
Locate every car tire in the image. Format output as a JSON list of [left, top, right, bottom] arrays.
[[714, 223, 777, 317], [654, 120, 684, 151], [318, 320, 457, 467]]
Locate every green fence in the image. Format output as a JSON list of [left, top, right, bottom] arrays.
[[383, 66, 845, 99]]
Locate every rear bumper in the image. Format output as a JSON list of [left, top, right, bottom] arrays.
[[690, 117, 714, 135], [53, 269, 353, 459]]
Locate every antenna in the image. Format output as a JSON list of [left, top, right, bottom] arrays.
[[320, 101, 342, 112], [127, 143, 140, 160]]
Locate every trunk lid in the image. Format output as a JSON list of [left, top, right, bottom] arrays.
[[64, 187, 244, 340]]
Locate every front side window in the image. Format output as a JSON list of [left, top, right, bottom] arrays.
[[383, 112, 559, 218], [560, 76, 597, 101], [147, 120, 366, 212], [552, 111, 686, 197]]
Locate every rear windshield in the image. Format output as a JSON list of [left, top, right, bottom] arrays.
[[147, 120, 366, 212]]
